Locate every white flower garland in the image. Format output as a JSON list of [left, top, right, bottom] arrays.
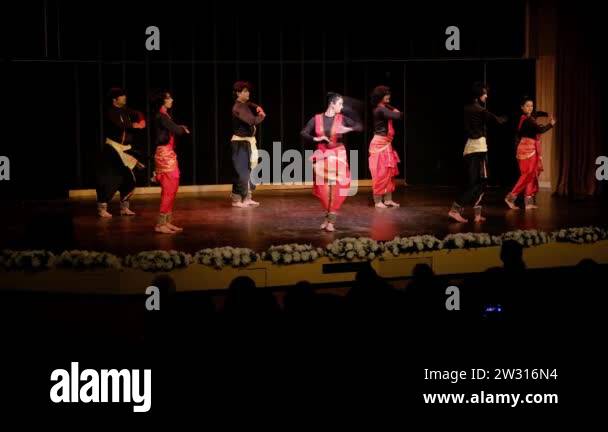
[[124, 250, 193, 272], [55, 250, 122, 270], [553, 226, 608, 244], [442, 233, 499, 249], [261, 243, 325, 265], [325, 237, 384, 261], [384, 235, 443, 255], [194, 247, 259, 269], [0, 249, 56, 271], [500, 229, 550, 247]]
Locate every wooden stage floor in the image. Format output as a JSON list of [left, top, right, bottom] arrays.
[[1, 186, 607, 255]]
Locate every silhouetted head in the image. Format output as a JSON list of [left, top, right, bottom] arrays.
[[150, 274, 177, 309], [227, 276, 256, 295], [500, 240, 525, 270], [355, 262, 379, 287], [576, 258, 600, 274], [412, 263, 435, 283], [284, 281, 315, 314]]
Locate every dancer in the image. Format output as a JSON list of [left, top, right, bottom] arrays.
[[369, 85, 404, 208], [301, 92, 362, 232], [96, 88, 146, 218], [231, 81, 266, 208], [505, 97, 555, 210], [151, 90, 190, 234], [448, 82, 507, 223]]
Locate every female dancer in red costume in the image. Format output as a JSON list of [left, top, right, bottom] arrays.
[[151, 90, 190, 234], [369, 85, 404, 208], [505, 97, 555, 210], [301, 93, 362, 232]]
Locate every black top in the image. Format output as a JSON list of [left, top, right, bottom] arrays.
[[232, 101, 265, 137], [104, 105, 142, 144], [373, 105, 403, 136], [153, 111, 186, 147], [464, 101, 506, 139], [519, 112, 553, 139], [300, 114, 362, 144]]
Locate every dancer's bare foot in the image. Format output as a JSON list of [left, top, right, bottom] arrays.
[[155, 224, 176, 234], [320, 220, 329, 230], [120, 208, 136, 216], [504, 196, 519, 210], [232, 201, 248, 208], [474, 215, 486, 223], [375, 202, 388, 209], [98, 209, 113, 218], [524, 197, 538, 210], [325, 222, 335, 232], [243, 198, 260, 207], [448, 210, 468, 223], [167, 223, 183, 232], [384, 200, 400, 208]]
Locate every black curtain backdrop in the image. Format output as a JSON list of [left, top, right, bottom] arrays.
[[6, 0, 535, 199]]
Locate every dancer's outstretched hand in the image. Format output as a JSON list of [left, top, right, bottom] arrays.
[[335, 125, 353, 134], [181, 126, 191, 134]]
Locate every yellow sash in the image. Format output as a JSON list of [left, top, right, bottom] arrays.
[[106, 138, 138, 170], [231, 135, 259, 169]]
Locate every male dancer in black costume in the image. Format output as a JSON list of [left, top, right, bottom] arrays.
[[448, 83, 507, 223], [96, 88, 146, 218]]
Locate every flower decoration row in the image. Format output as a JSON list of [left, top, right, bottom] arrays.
[[1, 226, 605, 272]]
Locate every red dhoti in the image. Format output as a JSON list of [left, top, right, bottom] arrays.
[[369, 135, 400, 196], [155, 137, 180, 214], [311, 143, 351, 213]]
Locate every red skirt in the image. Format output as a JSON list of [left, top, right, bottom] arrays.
[[368, 135, 400, 196], [510, 155, 540, 198], [155, 140, 180, 214]]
